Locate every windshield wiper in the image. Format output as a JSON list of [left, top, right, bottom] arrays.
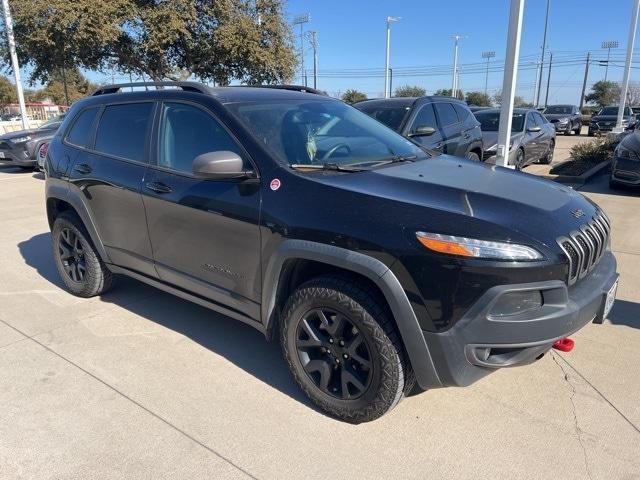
[[349, 154, 418, 168], [289, 163, 365, 172]]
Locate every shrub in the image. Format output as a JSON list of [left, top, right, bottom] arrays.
[[569, 137, 618, 164]]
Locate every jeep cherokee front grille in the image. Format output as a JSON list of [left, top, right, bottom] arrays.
[[557, 212, 610, 286]]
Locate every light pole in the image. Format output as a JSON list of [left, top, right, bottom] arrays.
[[615, 0, 640, 132], [451, 35, 465, 98], [601, 40, 619, 81], [496, 0, 526, 168], [293, 14, 310, 86], [384, 16, 400, 99], [482, 51, 496, 96], [1, 0, 28, 129], [535, 0, 551, 108], [307, 31, 318, 90]]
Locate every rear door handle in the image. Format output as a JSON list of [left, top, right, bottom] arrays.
[[73, 163, 92, 174], [145, 181, 172, 194]]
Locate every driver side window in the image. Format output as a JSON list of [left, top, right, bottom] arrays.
[[158, 102, 245, 175], [411, 103, 438, 132], [525, 113, 538, 129]]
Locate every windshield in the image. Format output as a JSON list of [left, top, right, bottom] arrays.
[[544, 106, 572, 115], [227, 99, 427, 167], [474, 111, 525, 132], [39, 114, 66, 130], [599, 107, 631, 116], [354, 104, 411, 132]]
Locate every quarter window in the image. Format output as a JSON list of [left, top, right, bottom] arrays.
[[66, 107, 99, 147], [158, 102, 244, 174], [434, 103, 459, 126], [94, 103, 153, 162]]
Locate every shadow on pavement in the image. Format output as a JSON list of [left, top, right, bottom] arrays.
[[578, 171, 640, 197], [18, 233, 316, 411], [608, 299, 640, 330]]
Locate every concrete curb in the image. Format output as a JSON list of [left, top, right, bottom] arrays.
[[540, 159, 610, 185]]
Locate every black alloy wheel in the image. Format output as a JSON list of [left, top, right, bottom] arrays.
[[58, 227, 86, 283], [295, 307, 373, 400]]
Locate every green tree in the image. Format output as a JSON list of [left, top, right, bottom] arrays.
[[0, 76, 17, 106], [433, 88, 464, 100], [514, 96, 533, 108], [341, 89, 367, 104], [395, 85, 426, 97], [465, 91, 492, 106], [585, 80, 621, 107], [3, 0, 297, 85], [34, 68, 98, 105]]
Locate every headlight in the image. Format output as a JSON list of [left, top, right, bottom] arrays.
[[615, 143, 640, 160], [10, 136, 31, 144], [416, 232, 544, 261]]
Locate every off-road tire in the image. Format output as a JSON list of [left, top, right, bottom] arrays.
[[52, 211, 114, 297], [281, 275, 412, 423]]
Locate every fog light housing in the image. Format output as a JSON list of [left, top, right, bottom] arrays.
[[489, 290, 543, 318]]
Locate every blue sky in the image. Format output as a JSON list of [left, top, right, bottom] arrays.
[[279, 0, 639, 103]]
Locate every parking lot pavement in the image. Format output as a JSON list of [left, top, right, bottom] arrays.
[[1, 166, 639, 480]]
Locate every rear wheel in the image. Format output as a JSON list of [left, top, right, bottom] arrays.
[[465, 151, 480, 162], [52, 211, 114, 297], [281, 275, 411, 423]]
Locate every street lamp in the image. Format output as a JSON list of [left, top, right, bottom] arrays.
[[615, 0, 640, 132], [293, 13, 311, 86], [482, 51, 496, 96], [451, 35, 466, 99], [384, 16, 400, 99], [601, 40, 619, 81], [307, 31, 318, 90]]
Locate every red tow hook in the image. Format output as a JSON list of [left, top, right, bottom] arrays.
[[552, 337, 575, 352]]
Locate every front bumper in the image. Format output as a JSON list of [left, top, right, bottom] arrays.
[[611, 156, 640, 185], [552, 121, 570, 131], [0, 142, 35, 167], [421, 251, 618, 387]]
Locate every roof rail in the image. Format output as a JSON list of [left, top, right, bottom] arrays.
[[92, 81, 210, 96], [242, 84, 326, 96]]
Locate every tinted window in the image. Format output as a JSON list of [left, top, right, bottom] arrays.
[[599, 106, 632, 116], [94, 103, 153, 162], [544, 105, 572, 115], [534, 112, 547, 124], [355, 104, 411, 132], [474, 111, 526, 132], [411, 103, 437, 131], [453, 103, 471, 122], [66, 108, 99, 147], [158, 102, 244, 174], [526, 113, 537, 129], [434, 103, 458, 126]]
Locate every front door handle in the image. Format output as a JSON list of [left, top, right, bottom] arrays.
[[73, 163, 92, 174], [145, 181, 172, 194]]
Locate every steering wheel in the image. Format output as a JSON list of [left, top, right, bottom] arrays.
[[321, 143, 352, 160]]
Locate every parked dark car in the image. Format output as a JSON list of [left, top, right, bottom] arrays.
[[589, 106, 636, 136], [0, 114, 66, 170], [354, 96, 483, 161], [543, 104, 582, 135], [474, 108, 556, 168], [610, 122, 640, 188], [45, 82, 618, 423]]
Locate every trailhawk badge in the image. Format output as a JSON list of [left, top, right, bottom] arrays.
[[270, 178, 281, 191]]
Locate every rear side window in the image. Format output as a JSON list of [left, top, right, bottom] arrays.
[[158, 102, 245, 174], [434, 103, 458, 126], [94, 103, 153, 162], [411, 103, 437, 131], [66, 107, 99, 147], [453, 103, 471, 122]]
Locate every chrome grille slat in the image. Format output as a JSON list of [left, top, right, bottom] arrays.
[[557, 211, 611, 285]]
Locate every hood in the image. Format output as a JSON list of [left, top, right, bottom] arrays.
[[308, 155, 598, 250], [0, 128, 38, 140], [544, 113, 571, 121], [592, 114, 631, 122], [480, 131, 523, 150], [0, 127, 55, 142]]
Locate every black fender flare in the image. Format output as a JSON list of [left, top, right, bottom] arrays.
[[46, 182, 111, 264], [261, 239, 442, 388]]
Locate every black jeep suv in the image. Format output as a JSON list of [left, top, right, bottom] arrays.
[[44, 82, 618, 423]]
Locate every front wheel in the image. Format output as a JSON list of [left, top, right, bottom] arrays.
[[465, 151, 480, 162], [539, 141, 555, 164], [514, 148, 525, 170], [281, 275, 412, 423]]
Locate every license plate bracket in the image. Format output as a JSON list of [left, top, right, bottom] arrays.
[[593, 278, 618, 324]]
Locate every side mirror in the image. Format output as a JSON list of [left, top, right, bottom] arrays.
[[527, 126, 542, 133], [409, 125, 436, 137], [192, 151, 252, 180]]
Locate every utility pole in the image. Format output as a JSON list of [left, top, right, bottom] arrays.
[[536, 0, 551, 108], [1, 0, 28, 129], [451, 35, 465, 98], [601, 40, 619, 82], [61, 66, 70, 106], [579, 52, 591, 110], [616, 0, 640, 132], [293, 14, 310, 86], [496, 0, 525, 168], [389, 68, 393, 97], [532, 58, 541, 105], [384, 16, 400, 99], [482, 51, 495, 96], [308, 31, 318, 90], [544, 52, 553, 107]]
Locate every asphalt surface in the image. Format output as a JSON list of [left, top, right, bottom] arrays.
[[1, 142, 639, 479]]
